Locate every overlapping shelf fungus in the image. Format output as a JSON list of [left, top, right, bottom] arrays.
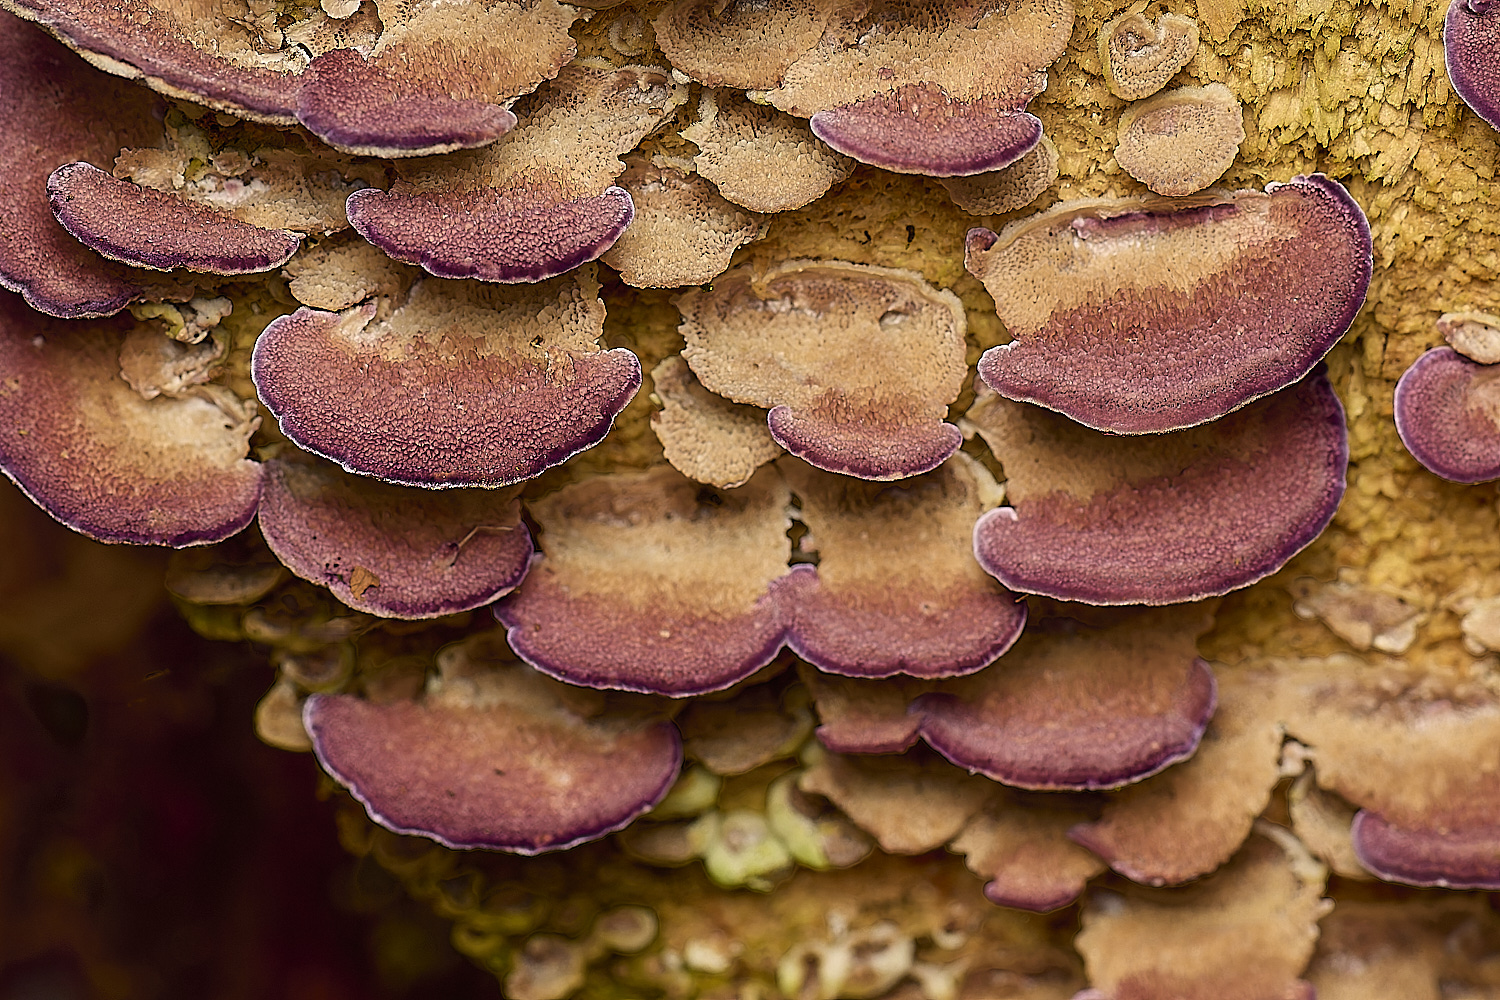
[[4, 0, 1500, 997]]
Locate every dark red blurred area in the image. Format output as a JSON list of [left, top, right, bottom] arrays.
[[0, 481, 500, 1000]]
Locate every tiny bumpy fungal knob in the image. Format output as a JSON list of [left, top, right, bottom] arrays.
[[1114, 84, 1244, 196], [1098, 7, 1201, 101]]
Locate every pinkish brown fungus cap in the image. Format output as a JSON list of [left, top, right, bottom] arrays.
[[0, 291, 263, 545], [677, 261, 969, 481], [1097, 9, 1200, 101], [1113, 84, 1245, 197], [495, 466, 792, 697], [1351, 811, 1500, 889], [49, 161, 302, 274], [346, 62, 687, 284], [252, 267, 640, 488], [649, 355, 782, 489], [305, 639, 682, 853], [950, 794, 1106, 912], [967, 371, 1348, 605], [257, 456, 534, 619], [1446, 0, 1500, 132], [968, 175, 1372, 434], [1393, 346, 1500, 483], [652, 0, 834, 90], [940, 134, 1059, 217], [773, 456, 1027, 679]]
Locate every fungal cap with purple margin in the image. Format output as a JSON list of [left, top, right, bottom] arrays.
[[257, 455, 534, 620], [966, 371, 1348, 605], [48, 161, 302, 274], [967, 175, 1372, 434], [1393, 346, 1500, 483], [1351, 810, 1500, 889], [1098, 7, 1201, 101], [1445, 0, 1500, 132], [1114, 83, 1244, 196], [304, 640, 683, 853], [494, 465, 792, 697], [677, 260, 969, 481]]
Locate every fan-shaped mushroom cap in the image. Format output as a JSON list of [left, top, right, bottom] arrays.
[[682, 91, 854, 214], [305, 636, 682, 853], [282, 236, 412, 312], [967, 372, 1348, 606], [1074, 827, 1329, 1000], [799, 750, 993, 855], [1113, 84, 1244, 196], [677, 260, 968, 481], [495, 465, 792, 697], [0, 291, 263, 546], [1437, 309, 1500, 363], [940, 135, 1059, 216], [48, 161, 301, 274], [1393, 346, 1500, 483], [650, 356, 782, 489], [967, 175, 1372, 434], [949, 795, 1106, 912], [1306, 896, 1500, 999], [652, 0, 834, 90], [346, 62, 688, 284], [774, 456, 1027, 679], [600, 158, 761, 288], [252, 267, 640, 488], [257, 456, 534, 619], [0, 13, 180, 317], [1097, 8, 1200, 101], [1445, 0, 1500, 132]]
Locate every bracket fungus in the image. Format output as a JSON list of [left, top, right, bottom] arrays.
[[1097, 7, 1201, 101], [305, 638, 682, 853], [252, 266, 641, 489], [677, 260, 969, 480], [345, 62, 688, 284], [939, 135, 1060, 217], [1394, 346, 1500, 483], [967, 372, 1348, 605], [1445, 0, 1500, 132], [649, 356, 782, 490], [1113, 83, 1244, 196], [967, 175, 1372, 434]]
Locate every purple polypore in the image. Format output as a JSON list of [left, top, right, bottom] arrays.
[[1445, 0, 1500, 131], [495, 466, 793, 697], [305, 640, 682, 853], [967, 371, 1348, 605], [251, 266, 640, 488], [1393, 346, 1500, 483], [967, 175, 1372, 434]]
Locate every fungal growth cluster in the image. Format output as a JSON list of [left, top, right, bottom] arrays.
[[4, 0, 1500, 996]]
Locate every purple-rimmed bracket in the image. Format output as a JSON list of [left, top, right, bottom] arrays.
[[600, 157, 761, 288], [257, 455, 534, 619], [346, 62, 687, 284], [0, 13, 188, 318], [1073, 827, 1328, 1000], [1446, 0, 1500, 131], [649, 356, 782, 490], [1393, 346, 1500, 483], [967, 371, 1349, 605], [0, 291, 263, 546], [968, 175, 1372, 434], [940, 135, 1059, 217], [950, 794, 1107, 913], [1097, 10, 1200, 101], [677, 260, 968, 481], [252, 265, 640, 488], [681, 90, 854, 214], [774, 455, 1027, 679], [495, 465, 792, 697], [1114, 84, 1245, 197], [305, 635, 682, 853]]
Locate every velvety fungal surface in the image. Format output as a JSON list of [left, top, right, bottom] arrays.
[[940, 134, 1060, 216], [1351, 811, 1500, 889], [1393, 346, 1500, 483], [257, 457, 534, 619], [1113, 84, 1246, 196], [251, 268, 640, 488], [950, 797, 1107, 912], [967, 372, 1349, 605], [649, 356, 782, 490], [1097, 9, 1200, 100], [969, 176, 1372, 434], [306, 640, 682, 853], [1445, 0, 1500, 131]]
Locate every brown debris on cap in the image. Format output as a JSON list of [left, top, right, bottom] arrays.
[[347, 62, 688, 284], [49, 161, 301, 274], [678, 260, 968, 480], [775, 455, 1027, 679], [495, 465, 792, 697], [0, 291, 263, 546], [1437, 310, 1500, 363], [1114, 84, 1244, 196], [940, 135, 1059, 216], [1393, 346, 1500, 484], [600, 157, 761, 288], [682, 90, 854, 214], [252, 266, 640, 488], [798, 749, 993, 855], [1098, 8, 1200, 101], [305, 635, 682, 853], [0, 13, 183, 317], [966, 372, 1348, 605], [282, 235, 414, 312], [949, 796, 1106, 912], [652, 0, 834, 89], [1074, 826, 1329, 1000], [257, 455, 534, 619], [649, 356, 782, 489], [967, 176, 1372, 434]]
